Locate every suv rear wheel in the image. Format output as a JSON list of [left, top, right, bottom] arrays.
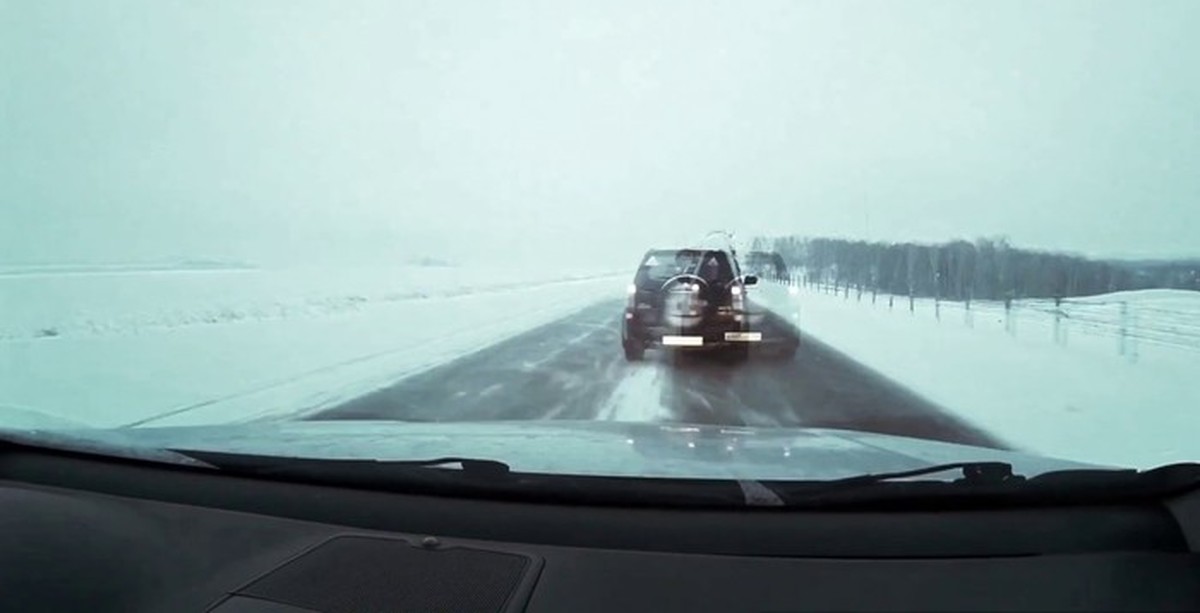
[[623, 339, 645, 362]]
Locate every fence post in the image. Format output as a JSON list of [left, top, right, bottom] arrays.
[[1118, 303, 1137, 364], [1053, 296, 1063, 346], [1004, 297, 1014, 336], [1131, 307, 1139, 363], [1061, 309, 1068, 346], [1118, 301, 1128, 357]]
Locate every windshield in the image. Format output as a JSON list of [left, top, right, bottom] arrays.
[[635, 250, 733, 288], [2, 1, 1197, 488]]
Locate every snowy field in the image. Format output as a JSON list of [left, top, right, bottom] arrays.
[[2, 262, 1196, 470], [0, 263, 625, 428], [0, 262, 620, 341], [753, 282, 1200, 469]]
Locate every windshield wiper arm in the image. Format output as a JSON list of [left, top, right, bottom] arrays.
[[822, 461, 1024, 488], [0, 428, 216, 469], [173, 449, 757, 506], [761, 462, 1026, 506], [370, 456, 512, 478], [770, 462, 1200, 509], [172, 449, 511, 479]]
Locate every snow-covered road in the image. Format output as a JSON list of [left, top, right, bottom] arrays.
[[313, 299, 1004, 450], [0, 266, 628, 427]]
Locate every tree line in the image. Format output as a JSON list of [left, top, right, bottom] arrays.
[[753, 236, 1200, 302]]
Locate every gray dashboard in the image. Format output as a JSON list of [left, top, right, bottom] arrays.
[[2, 448, 1199, 612]]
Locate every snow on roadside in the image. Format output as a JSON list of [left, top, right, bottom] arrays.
[[0, 263, 621, 341], [749, 282, 1200, 469], [0, 267, 624, 428]]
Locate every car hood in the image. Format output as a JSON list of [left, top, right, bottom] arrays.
[[89, 420, 1111, 481]]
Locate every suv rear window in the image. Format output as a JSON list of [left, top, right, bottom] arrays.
[[635, 250, 733, 288]]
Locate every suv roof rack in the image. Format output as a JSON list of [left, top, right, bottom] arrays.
[[697, 231, 737, 252]]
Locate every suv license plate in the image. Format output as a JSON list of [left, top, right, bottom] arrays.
[[724, 332, 762, 342], [662, 335, 704, 347]]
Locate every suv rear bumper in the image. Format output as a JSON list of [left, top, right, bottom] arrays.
[[623, 309, 776, 349]]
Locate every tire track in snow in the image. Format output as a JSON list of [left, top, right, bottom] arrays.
[[656, 335, 1004, 448], [311, 300, 629, 422], [597, 365, 671, 422], [312, 294, 1005, 449]]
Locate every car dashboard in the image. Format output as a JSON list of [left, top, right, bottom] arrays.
[[2, 447, 1199, 612]]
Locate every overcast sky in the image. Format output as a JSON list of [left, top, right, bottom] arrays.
[[3, 0, 1198, 266]]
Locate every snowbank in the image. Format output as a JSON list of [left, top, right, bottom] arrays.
[[750, 282, 1200, 469], [0, 263, 620, 341], [0, 265, 624, 427]]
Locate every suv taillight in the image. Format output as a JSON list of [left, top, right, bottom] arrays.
[[730, 284, 745, 310]]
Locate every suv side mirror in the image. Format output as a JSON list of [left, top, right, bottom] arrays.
[[743, 275, 759, 286]]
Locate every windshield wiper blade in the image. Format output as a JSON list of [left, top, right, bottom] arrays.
[[771, 462, 1200, 509], [0, 428, 216, 469], [821, 461, 1025, 488], [172, 449, 511, 479], [173, 448, 763, 507], [761, 462, 1024, 504], [383, 456, 511, 476]]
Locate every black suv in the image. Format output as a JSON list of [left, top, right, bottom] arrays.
[[621, 248, 762, 361]]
